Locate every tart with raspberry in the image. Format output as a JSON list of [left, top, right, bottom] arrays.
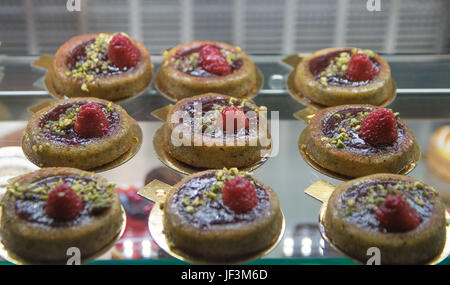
[[162, 93, 271, 169], [156, 41, 259, 100], [293, 47, 394, 107], [0, 167, 123, 262], [22, 97, 140, 170], [324, 174, 446, 264], [302, 105, 419, 178], [163, 168, 283, 262], [51, 33, 153, 101]]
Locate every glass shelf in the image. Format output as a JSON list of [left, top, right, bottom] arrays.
[[0, 55, 449, 265]]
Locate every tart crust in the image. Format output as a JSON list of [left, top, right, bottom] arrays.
[[162, 93, 271, 169], [0, 167, 123, 262], [156, 41, 258, 100], [294, 47, 394, 106], [324, 174, 446, 264], [52, 33, 153, 101], [22, 97, 137, 170], [303, 104, 419, 177], [163, 169, 283, 261]]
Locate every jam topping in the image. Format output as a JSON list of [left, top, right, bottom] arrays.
[[7, 175, 116, 227], [166, 44, 243, 77], [309, 48, 379, 87], [172, 168, 270, 229], [178, 96, 266, 138], [340, 179, 437, 232], [39, 101, 119, 145], [66, 33, 139, 92], [321, 106, 404, 154]]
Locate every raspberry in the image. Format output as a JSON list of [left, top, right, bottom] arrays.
[[45, 183, 84, 221], [222, 177, 259, 214], [74, 103, 110, 138], [346, 53, 378, 82], [216, 106, 249, 131], [375, 194, 421, 232], [359, 108, 398, 146], [108, 34, 140, 69], [198, 44, 231, 76]]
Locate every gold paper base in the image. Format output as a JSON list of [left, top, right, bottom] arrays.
[[0, 206, 127, 265], [152, 125, 270, 175], [154, 67, 264, 102], [318, 203, 450, 265], [298, 128, 419, 181], [33, 55, 150, 103], [23, 122, 143, 173], [148, 204, 285, 265], [285, 62, 397, 110]]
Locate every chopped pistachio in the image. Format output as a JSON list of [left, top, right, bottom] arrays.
[[347, 199, 356, 207], [336, 139, 345, 148], [185, 206, 195, 214], [375, 197, 385, 205]]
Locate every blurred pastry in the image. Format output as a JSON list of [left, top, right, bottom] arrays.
[[427, 126, 450, 202], [52, 33, 153, 101], [156, 41, 258, 100], [294, 47, 394, 106]]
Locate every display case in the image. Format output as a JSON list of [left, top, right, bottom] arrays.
[[0, 53, 449, 265]]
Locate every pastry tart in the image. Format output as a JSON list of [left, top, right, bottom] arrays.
[[294, 47, 394, 106], [163, 168, 283, 261], [22, 97, 139, 170], [302, 105, 419, 178], [0, 167, 123, 262], [162, 93, 271, 169], [52, 33, 153, 101], [156, 41, 258, 100], [325, 174, 446, 264]]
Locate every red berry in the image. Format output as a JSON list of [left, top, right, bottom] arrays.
[[359, 108, 398, 146], [346, 53, 378, 82], [125, 188, 143, 203], [108, 34, 140, 68], [74, 103, 110, 138], [375, 194, 421, 232], [198, 44, 232, 76], [45, 183, 84, 221], [216, 106, 249, 131], [222, 177, 259, 214]]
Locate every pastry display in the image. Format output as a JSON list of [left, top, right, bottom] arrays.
[[0, 167, 123, 262], [22, 98, 140, 170], [302, 105, 419, 178], [156, 41, 259, 100], [324, 174, 446, 264], [162, 93, 271, 169], [51, 33, 153, 101], [427, 126, 450, 202], [293, 47, 394, 106], [163, 168, 283, 261]]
